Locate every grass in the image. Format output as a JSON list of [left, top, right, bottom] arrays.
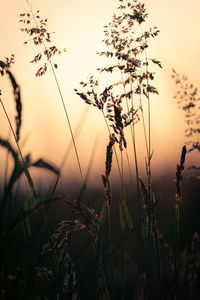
[[0, 0, 200, 299]]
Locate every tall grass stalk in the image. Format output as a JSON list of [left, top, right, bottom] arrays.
[[174, 146, 186, 298], [102, 109, 129, 299], [140, 23, 164, 299], [3, 128, 11, 191], [121, 71, 142, 218], [25, 0, 89, 206], [75, 2, 162, 298], [141, 34, 152, 247], [138, 93, 148, 156], [120, 150, 125, 300], [103, 109, 132, 229], [51, 106, 90, 195]]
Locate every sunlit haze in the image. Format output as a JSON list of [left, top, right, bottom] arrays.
[[1, 0, 200, 188]]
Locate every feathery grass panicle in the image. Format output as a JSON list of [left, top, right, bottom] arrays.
[[0, 54, 15, 73], [42, 199, 101, 298], [19, 11, 66, 76], [172, 69, 200, 152], [65, 199, 100, 243], [77, 0, 161, 142], [0, 56, 22, 142], [43, 220, 86, 254]]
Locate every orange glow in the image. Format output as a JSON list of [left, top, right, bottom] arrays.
[[0, 0, 200, 187]]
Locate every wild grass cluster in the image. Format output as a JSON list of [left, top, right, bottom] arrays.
[[0, 0, 200, 299]]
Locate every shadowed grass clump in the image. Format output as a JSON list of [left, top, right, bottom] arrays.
[[0, 59, 63, 299]]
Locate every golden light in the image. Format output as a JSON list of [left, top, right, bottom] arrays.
[[0, 0, 200, 186]]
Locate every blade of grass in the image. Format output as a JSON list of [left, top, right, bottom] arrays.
[[0, 97, 59, 269]]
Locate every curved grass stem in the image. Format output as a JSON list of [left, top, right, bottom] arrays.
[[25, 0, 90, 206]]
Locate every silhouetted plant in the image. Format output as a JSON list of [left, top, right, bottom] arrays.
[[75, 0, 163, 298], [19, 11, 66, 76], [172, 69, 200, 152], [75, 0, 161, 151], [75, 0, 162, 220], [20, 2, 90, 208], [0, 59, 60, 204], [0, 60, 62, 299]]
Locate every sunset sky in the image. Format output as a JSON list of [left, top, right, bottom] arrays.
[[0, 0, 200, 187]]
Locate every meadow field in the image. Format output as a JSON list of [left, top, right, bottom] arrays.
[[0, 0, 200, 299]]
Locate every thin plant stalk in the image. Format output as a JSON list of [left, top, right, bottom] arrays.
[[174, 146, 186, 298], [175, 202, 180, 278], [125, 149, 134, 187], [107, 204, 114, 299], [120, 150, 125, 300], [26, 0, 89, 206], [51, 106, 90, 195], [140, 26, 163, 293], [121, 71, 142, 219], [121, 228, 125, 300], [101, 111, 119, 299], [3, 128, 11, 191], [103, 107, 128, 299], [138, 92, 148, 157], [134, 22, 163, 299], [138, 24, 152, 244]]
